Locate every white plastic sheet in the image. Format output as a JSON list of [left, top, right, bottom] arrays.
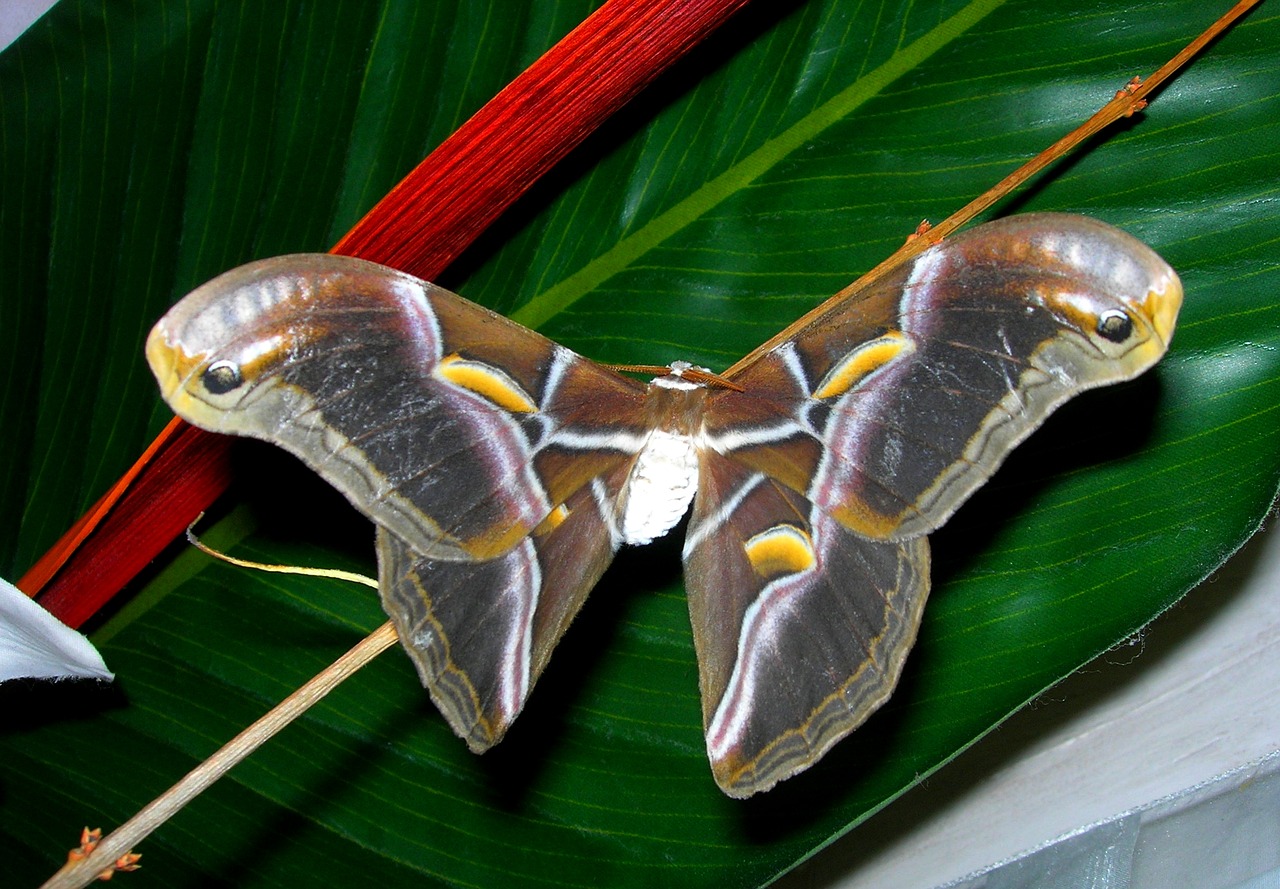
[[949, 752, 1280, 889]]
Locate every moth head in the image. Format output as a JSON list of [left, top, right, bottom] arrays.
[[654, 361, 742, 392], [651, 360, 716, 391]]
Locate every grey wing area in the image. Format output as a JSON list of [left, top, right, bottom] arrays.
[[711, 214, 1181, 543], [147, 254, 647, 562], [148, 254, 658, 754], [377, 466, 630, 750], [683, 215, 1179, 796], [682, 451, 929, 798]]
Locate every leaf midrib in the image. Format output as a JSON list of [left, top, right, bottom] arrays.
[[510, 0, 1009, 330]]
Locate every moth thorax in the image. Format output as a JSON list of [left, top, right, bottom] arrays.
[[619, 429, 699, 546]]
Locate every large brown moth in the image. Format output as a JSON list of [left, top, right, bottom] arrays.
[[147, 212, 1180, 796]]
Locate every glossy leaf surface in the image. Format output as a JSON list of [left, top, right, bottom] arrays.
[[2, 0, 1277, 886]]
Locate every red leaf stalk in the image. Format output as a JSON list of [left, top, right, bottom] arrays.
[[335, 0, 754, 279]]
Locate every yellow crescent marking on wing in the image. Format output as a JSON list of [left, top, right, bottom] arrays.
[[743, 525, 816, 578], [830, 498, 902, 540], [535, 503, 571, 535], [812, 331, 913, 400], [462, 521, 536, 560], [435, 353, 538, 413]]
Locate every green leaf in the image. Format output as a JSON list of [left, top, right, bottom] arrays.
[[3, 0, 1277, 886]]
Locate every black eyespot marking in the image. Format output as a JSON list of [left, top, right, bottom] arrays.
[[1097, 310, 1134, 343], [203, 360, 243, 394]]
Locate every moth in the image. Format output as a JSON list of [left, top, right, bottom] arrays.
[[146, 212, 1181, 797]]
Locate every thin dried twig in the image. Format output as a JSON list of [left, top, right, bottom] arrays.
[[41, 622, 399, 889], [728, 0, 1263, 374], [185, 517, 380, 589]]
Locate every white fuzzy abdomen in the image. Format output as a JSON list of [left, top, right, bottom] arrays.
[[620, 429, 699, 545]]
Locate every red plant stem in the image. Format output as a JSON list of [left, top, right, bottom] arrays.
[[333, 0, 754, 278], [25, 0, 751, 626], [26, 420, 231, 629]]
